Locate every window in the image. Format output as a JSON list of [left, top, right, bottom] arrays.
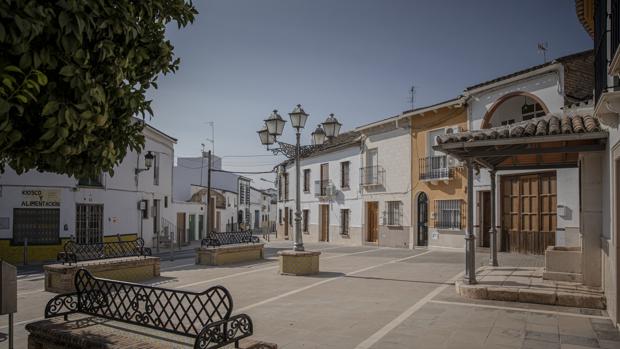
[[279, 209, 282, 225], [284, 173, 289, 201], [153, 153, 160, 185], [341, 162, 350, 188], [435, 200, 462, 229], [501, 119, 515, 126], [278, 176, 283, 201], [385, 201, 402, 226], [303, 169, 311, 192], [340, 209, 350, 235], [289, 208, 293, 226], [303, 209, 309, 232], [521, 102, 545, 121], [78, 174, 103, 187], [12, 208, 60, 245], [164, 196, 168, 208]]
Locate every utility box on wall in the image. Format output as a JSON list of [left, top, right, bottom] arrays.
[[0, 260, 17, 315]]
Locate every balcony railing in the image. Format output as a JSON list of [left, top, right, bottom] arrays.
[[359, 166, 385, 187], [419, 155, 453, 181], [314, 179, 335, 198]]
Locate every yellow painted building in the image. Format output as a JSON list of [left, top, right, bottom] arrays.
[[407, 98, 469, 248]]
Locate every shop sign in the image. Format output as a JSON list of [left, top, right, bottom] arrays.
[[21, 189, 61, 207]]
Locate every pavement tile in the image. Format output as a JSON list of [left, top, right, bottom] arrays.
[[522, 339, 561, 349], [525, 330, 560, 343], [594, 329, 620, 341], [560, 334, 600, 348], [598, 339, 620, 349]]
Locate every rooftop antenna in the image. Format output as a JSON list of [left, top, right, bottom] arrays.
[[204, 121, 215, 155], [537, 42, 548, 63], [409, 85, 416, 110]]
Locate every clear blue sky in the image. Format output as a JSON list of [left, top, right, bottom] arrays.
[[147, 0, 592, 188]]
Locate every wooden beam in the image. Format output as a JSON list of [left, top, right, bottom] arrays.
[[434, 131, 608, 151]]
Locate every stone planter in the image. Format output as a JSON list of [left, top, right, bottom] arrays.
[[278, 250, 321, 276], [44, 256, 160, 293], [196, 243, 264, 266]]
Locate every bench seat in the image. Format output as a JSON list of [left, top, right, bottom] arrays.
[[27, 317, 276, 349]]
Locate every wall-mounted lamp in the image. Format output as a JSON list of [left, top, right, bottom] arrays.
[[135, 151, 154, 175]]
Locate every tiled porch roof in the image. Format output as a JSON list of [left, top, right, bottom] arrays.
[[436, 114, 603, 145]]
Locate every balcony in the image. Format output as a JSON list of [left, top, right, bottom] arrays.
[[359, 166, 385, 187], [419, 156, 454, 182], [314, 179, 336, 198]]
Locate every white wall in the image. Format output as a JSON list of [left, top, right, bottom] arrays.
[[0, 124, 176, 247]]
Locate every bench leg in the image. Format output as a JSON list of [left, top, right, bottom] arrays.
[[235, 339, 239, 348]]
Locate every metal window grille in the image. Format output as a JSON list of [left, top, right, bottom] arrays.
[[303, 209, 309, 232], [419, 156, 453, 180], [360, 166, 384, 186], [75, 204, 104, 244], [341, 162, 350, 188], [434, 200, 462, 230], [12, 208, 60, 244], [278, 209, 282, 224], [385, 201, 403, 226], [340, 209, 349, 235], [284, 173, 289, 201]]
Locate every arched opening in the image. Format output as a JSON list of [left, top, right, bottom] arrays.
[[481, 92, 549, 129], [417, 192, 429, 246]]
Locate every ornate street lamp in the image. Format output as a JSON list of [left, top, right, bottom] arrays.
[[257, 105, 343, 252], [135, 151, 155, 174]]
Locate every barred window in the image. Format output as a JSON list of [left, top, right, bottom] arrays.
[[13, 208, 60, 245], [278, 209, 282, 225], [435, 200, 462, 229], [284, 173, 289, 201], [303, 209, 309, 232], [340, 209, 350, 235], [78, 173, 103, 187], [385, 201, 403, 226]]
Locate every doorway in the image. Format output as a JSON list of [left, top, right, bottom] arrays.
[[75, 204, 104, 244], [152, 199, 160, 243], [189, 214, 197, 241], [320, 204, 329, 241], [478, 191, 491, 247], [417, 193, 428, 246], [176, 212, 186, 245], [366, 201, 378, 242]]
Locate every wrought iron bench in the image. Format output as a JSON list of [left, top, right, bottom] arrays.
[[57, 238, 152, 265], [44, 269, 253, 349], [201, 231, 260, 248]]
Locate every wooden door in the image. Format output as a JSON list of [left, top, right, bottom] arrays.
[[501, 173, 556, 254], [176, 212, 186, 244], [320, 205, 329, 241], [417, 193, 428, 246], [366, 202, 378, 242]]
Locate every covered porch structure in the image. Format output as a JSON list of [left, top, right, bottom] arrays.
[[433, 113, 607, 290]]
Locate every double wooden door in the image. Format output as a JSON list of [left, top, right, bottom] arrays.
[[501, 172, 557, 254]]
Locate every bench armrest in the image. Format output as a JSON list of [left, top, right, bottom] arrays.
[[45, 293, 79, 320], [193, 313, 253, 349]]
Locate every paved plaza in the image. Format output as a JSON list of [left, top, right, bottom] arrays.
[[1, 241, 619, 348]]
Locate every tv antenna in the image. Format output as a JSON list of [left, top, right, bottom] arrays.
[[204, 121, 215, 155], [409, 85, 416, 110], [537, 42, 548, 63]]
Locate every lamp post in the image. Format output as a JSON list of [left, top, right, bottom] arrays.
[[257, 105, 342, 253]]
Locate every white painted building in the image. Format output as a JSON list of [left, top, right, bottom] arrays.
[[276, 131, 363, 245], [464, 50, 593, 253], [0, 121, 176, 263], [357, 117, 413, 248]]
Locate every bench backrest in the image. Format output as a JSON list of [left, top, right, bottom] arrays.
[[202, 231, 255, 247], [46, 269, 233, 338], [61, 238, 151, 263]]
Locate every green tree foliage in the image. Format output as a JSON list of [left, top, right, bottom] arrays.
[[0, 0, 197, 178]]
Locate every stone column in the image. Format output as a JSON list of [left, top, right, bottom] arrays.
[[464, 159, 477, 284]]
